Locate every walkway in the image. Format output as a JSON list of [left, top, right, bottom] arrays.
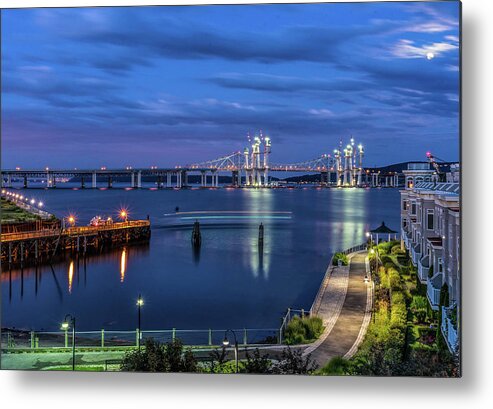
[[305, 251, 371, 367]]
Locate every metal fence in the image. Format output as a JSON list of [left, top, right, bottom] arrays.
[[1, 327, 281, 351]]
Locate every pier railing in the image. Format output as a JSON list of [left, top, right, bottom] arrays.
[[1, 220, 150, 243]]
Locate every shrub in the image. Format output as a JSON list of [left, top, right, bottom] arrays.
[[318, 356, 350, 375], [388, 268, 402, 290], [120, 338, 198, 372], [284, 316, 324, 345], [332, 252, 348, 266], [410, 296, 428, 323], [391, 244, 405, 255]]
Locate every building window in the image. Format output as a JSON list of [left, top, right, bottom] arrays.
[[402, 200, 407, 211], [411, 202, 416, 215], [438, 258, 443, 273], [427, 209, 434, 230]]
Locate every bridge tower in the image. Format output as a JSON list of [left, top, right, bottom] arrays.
[[251, 136, 262, 186], [357, 144, 364, 187], [244, 147, 251, 186], [263, 136, 271, 186], [334, 149, 342, 186]]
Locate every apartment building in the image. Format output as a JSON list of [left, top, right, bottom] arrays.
[[400, 176, 460, 353]]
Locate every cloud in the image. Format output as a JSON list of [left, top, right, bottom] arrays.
[[208, 73, 374, 94], [390, 39, 458, 59]]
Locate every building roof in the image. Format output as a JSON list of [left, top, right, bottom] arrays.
[[370, 221, 397, 234], [414, 182, 460, 195]]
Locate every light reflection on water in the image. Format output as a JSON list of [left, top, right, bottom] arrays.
[[1, 186, 400, 331]]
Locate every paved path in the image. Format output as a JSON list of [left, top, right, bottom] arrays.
[[306, 251, 370, 367]]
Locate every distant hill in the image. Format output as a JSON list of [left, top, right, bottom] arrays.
[[283, 161, 457, 183]]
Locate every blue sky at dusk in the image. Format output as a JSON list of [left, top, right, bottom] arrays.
[[1, 1, 460, 168]]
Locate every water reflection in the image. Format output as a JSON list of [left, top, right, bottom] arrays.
[[246, 190, 273, 280], [68, 260, 74, 294], [120, 248, 127, 282]]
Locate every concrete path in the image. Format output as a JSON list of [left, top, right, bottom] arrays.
[[306, 251, 370, 367]]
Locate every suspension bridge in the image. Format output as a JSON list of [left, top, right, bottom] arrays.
[[1, 136, 371, 189]]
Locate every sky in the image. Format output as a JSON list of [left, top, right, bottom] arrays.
[[1, 1, 460, 168]]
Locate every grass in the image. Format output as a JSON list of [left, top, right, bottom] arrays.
[[42, 365, 106, 371], [1, 197, 41, 223], [284, 316, 324, 345]]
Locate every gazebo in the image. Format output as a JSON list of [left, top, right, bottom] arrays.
[[369, 221, 398, 243]]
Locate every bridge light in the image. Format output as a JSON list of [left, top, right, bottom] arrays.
[[45, 167, 49, 171], [15, 166, 21, 171], [31, 199, 36, 204], [38, 202, 44, 207]]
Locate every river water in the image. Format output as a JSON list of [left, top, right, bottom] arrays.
[[1, 184, 400, 334]]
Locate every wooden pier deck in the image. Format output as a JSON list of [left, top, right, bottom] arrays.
[[1, 220, 151, 266]]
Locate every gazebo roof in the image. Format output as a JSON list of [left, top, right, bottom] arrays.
[[370, 221, 397, 234]]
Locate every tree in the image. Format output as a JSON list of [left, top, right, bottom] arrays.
[[120, 338, 198, 373], [272, 347, 318, 374], [243, 348, 272, 374]]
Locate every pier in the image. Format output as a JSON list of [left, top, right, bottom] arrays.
[[1, 220, 151, 266]]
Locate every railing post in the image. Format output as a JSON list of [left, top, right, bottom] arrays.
[[243, 328, 247, 345], [30, 331, 35, 349], [208, 329, 212, 346], [35, 336, 39, 349], [279, 328, 282, 345], [101, 329, 105, 348], [172, 328, 176, 342]]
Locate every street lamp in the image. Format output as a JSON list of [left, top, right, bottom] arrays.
[[67, 215, 76, 227], [136, 294, 144, 350], [61, 314, 76, 371], [120, 209, 128, 223], [222, 329, 239, 373]]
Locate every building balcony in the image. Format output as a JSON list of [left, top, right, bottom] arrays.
[[417, 255, 430, 283], [411, 243, 421, 266], [441, 305, 459, 353], [427, 273, 442, 311]]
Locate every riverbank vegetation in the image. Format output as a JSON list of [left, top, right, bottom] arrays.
[[319, 240, 459, 377]]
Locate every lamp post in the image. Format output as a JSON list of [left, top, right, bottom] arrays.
[[222, 329, 239, 373], [120, 210, 128, 223], [61, 314, 76, 371], [136, 294, 144, 350]]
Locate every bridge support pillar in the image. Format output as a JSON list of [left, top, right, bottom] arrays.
[[166, 172, 171, 188], [23, 176, 28, 189], [157, 175, 163, 189], [137, 171, 142, 188], [81, 176, 85, 189], [107, 176, 113, 189], [92, 172, 97, 189], [176, 172, 181, 189], [131, 172, 135, 188]]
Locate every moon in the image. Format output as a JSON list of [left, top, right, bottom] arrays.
[[426, 52, 435, 60]]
